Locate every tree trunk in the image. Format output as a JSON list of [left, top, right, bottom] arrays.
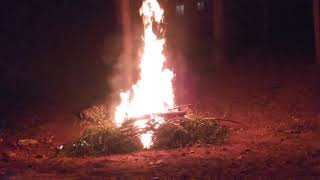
[[212, 0, 225, 64], [118, 0, 133, 86], [263, 0, 269, 53], [314, 0, 320, 64]]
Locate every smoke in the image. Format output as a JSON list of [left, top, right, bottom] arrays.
[[102, 31, 142, 121]]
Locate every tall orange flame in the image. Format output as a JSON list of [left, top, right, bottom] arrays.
[[115, 0, 174, 148]]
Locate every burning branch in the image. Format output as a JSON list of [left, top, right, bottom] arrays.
[[124, 111, 187, 124]]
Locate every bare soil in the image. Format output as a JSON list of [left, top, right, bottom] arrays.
[[1, 62, 320, 179]]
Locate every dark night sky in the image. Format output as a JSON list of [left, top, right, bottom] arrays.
[[0, 0, 315, 110], [0, 1, 118, 107], [1, 1, 117, 62]]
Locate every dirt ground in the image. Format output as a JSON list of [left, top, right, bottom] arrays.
[[1, 61, 320, 179]]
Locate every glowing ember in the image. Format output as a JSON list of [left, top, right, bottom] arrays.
[[115, 0, 174, 148]]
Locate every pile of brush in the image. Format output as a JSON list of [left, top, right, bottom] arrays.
[[62, 104, 228, 156]]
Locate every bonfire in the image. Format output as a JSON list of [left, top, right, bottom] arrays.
[[62, 0, 227, 157], [115, 0, 184, 148]]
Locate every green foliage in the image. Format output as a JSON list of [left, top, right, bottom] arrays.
[[152, 117, 227, 149], [62, 125, 143, 156], [152, 122, 190, 149], [64, 106, 228, 156], [79, 105, 114, 127]]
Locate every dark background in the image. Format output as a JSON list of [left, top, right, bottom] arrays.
[[0, 0, 316, 119], [0, 1, 118, 111]]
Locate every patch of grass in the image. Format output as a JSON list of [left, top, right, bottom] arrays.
[[152, 117, 227, 149], [62, 125, 143, 157]]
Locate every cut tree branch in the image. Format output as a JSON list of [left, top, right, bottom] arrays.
[[123, 111, 187, 125]]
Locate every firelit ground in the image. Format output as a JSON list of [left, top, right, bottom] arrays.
[[1, 60, 320, 179]]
